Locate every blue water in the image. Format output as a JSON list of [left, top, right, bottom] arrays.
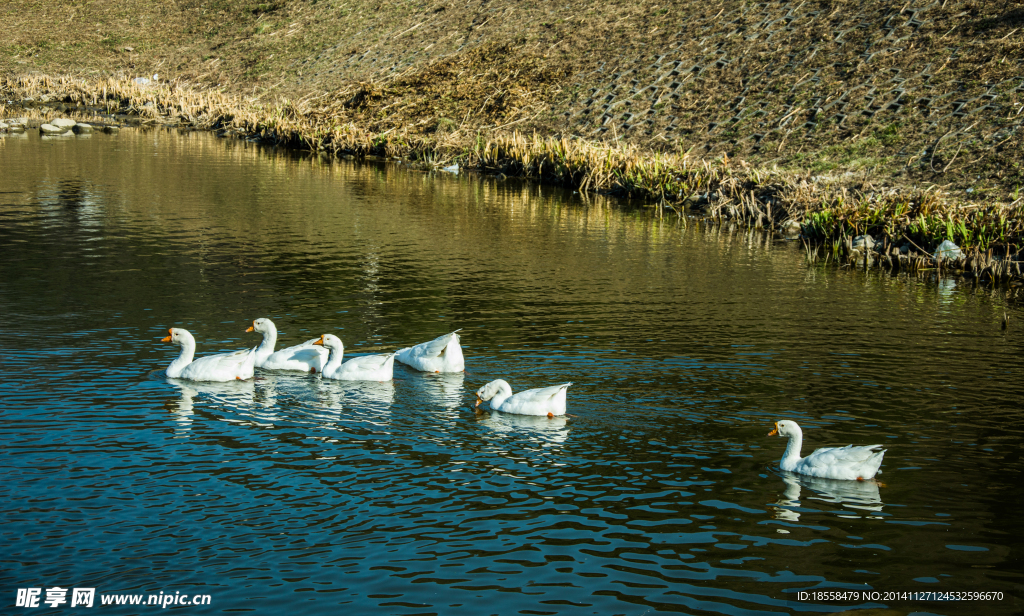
[[1, 127, 1021, 615]]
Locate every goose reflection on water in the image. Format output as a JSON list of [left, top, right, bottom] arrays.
[[313, 377, 396, 414], [166, 377, 256, 435], [475, 410, 570, 447], [770, 470, 884, 523], [410, 371, 465, 413], [309, 379, 395, 435]]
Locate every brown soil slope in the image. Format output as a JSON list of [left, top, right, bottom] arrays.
[[3, 0, 1024, 198]]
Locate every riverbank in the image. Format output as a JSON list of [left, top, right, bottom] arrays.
[[2, 1, 1023, 281]]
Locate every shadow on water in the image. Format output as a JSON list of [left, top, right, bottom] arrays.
[[768, 470, 885, 523]]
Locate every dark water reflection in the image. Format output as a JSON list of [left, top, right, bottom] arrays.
[[1, 128, 1022, 614]]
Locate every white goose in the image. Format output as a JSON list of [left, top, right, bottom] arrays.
[[768, 420, 885, 481], [475, 380, 571, 417], [395, 329, 465, 372], [162, 327, 256, 382], [246, 318, 328, 372], [313, 334, 396, 381]]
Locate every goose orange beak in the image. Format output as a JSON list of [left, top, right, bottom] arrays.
[[161, 328, 173, 343], [767, 422, 779, 436], [246, 325, 254, 333], [312, 336, 325, 347], [475, 397, 481, 408]]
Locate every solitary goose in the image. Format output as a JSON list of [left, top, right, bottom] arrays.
[[246, 318, 327, 372], [313, 334, 396, 381], [768, 420, 885, 481], [162, 327, 256, 382], [395, 330, 465, 372], [475, 380, 571, 417]]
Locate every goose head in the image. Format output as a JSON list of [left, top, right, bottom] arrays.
[[475, 379, 508, 407], [246, 318, 275, 334], [161, 327, 195, 347], [312, 334, 343, 351], [768, 420, 801, 438]]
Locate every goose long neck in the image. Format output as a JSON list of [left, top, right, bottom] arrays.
[[324, 342, 344, 371], [257, 323, 278, 355], [782, 427, 804, 464], [490, 380, 513, 409], [167, 338, 195, 377]]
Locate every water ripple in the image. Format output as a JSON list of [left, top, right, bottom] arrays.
[[1, 130, 1022, 615]]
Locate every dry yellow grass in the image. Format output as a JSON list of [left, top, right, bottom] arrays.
[[4, 1, 1024, 196]]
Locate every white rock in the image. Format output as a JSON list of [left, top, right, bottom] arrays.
[[40, 123, 69, 135], [0, 122, 8, 131], [72, 123, 93, 134], [933, 240, 963, 260], [51, 118, 77, 129]]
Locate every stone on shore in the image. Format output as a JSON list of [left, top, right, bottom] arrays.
[[72, 123, 94, 134], [103, 125, 120, 134], [51, 118, 77, 129], [933, 240, 963, 260], [40, 123, 70, 135], [852, 235, 876, 251], [780, 220, 801, 238]]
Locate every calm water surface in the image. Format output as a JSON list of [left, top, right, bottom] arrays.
[[1, 128, 1022, 615]]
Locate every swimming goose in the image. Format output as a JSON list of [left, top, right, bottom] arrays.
[[395, 329, 464, 372], [475, 380, 571, 417], [768, 420, 885, 481], [246, 318, 327, 372], [162, 327, 256, 382], [313, 334, 396, 381]]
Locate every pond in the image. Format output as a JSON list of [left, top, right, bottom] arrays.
[[1, 127, 1022, 615]]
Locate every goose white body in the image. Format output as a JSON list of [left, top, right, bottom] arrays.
[[315, 334, 396, 381], [247, 318, 328, 372], [475, 379, 571, 416], [769, 420, 885, 481], [395, 330, 465, 372], [163, 327, 256, 382]]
